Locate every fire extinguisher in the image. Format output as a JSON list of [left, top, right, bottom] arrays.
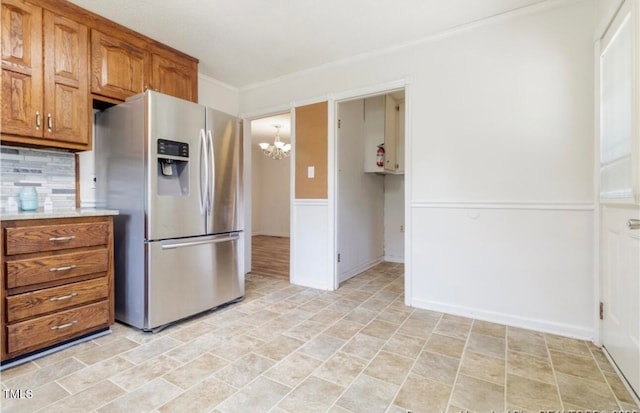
[[376, 143, 385, 167]]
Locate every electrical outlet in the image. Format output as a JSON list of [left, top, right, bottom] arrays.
[[400, 225, 404, 232]]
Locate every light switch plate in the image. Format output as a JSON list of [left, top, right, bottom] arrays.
[[308, 166, 315, 178]]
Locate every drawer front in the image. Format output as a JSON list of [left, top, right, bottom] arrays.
[[6, 248, 109, 289], [5, 222, 109, 255], [6, 278, 109, 322], [6, 300, 109, 356]]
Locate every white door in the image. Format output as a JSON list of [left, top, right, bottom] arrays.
[[599, 0, 640, 398]]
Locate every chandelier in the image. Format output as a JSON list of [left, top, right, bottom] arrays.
[[259, 125, 291, 160]]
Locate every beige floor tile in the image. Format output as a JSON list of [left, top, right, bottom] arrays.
[[278, 375, 344, 413], [0, 361, 40, 384], [506, 373, 561, 410], [603, 371, 638, 405], [382, 333, 426, 359], [360, 320, 400, 341], [341, 333, 386, 361], [263, 352, 322, 388], [240, 310, 281, 327], [296, 298, 332, 313], [214, 352, 275, 388], [343, 307, 379, 325], [74, 337, 139, 365], [97, 378, 181, 413], [165, 332, 225, 364], [394, 374, 452, 413], [33, 341, 100, 368], [328, 406, 355, 413], [555, 372, 620, 409], [412, 351, 460, 385], [336, 374, 398, 413], [298, 334, 346, 361], [283, 320, 327, 341], [57, 356, 134, 394], [167, 321, 217, 343], [425, 333, 466, 359], [466, 332, 506, 359], [507, 327, 548, 358], [158, 377, 236, 413], [395, 319, 433, 339], [434, 318, 472, 341], [507, 350, 555, 385], [1, 381, 69, 413], [590, 346, 617, 374], [620, 401, 640, 410], [253, 334, 305, 361], [545, 334, 591, 357], [459, 351, 505, 385], [471, 320, 506, 338], [110, 354, 182, 391], [450, 374, 505, 412], [314, 351, 368, 387], [364, 350, 414, 385], [163, 353, 228, 389], [310, 308, 348, 325], [217, 376, 291, 413], [4, 358, 85, 390], [120, 336, 181, 365], [323, 319, 364, 340], [375, 309, 410, 325], [209, 334, 265, 362], [44, 380, 125, 412], [549, 350, 604, 382]]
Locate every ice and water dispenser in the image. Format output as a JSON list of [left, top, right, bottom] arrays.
[[156, 138, 189, 196]]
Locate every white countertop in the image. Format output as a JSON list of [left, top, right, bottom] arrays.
[[1, 208, 119, 221]]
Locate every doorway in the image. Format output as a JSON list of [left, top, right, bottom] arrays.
[[335, 89, 406, 285], [249, 113, 291, 279]]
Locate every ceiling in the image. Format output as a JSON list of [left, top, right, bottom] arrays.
[[68, 0, 547, 88]]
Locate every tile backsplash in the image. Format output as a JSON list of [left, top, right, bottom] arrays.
[[1, 145, 76, 212]]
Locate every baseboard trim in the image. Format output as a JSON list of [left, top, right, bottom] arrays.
[[411, 298, 594, 341], [384, 255, 404, 264], [252, 232, 290, 238], [290, 276, 331, 291]]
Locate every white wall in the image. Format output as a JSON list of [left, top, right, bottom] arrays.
[[251, 145, 291, 236], [198, 74, 239, 115], [337, 99, 385, 282], [240, 1, 597, 338], [384, 174, 404, 262]]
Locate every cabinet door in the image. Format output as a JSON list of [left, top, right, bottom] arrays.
[[43, 11, 89, 146], [1, 0, 43, 137], [91, 29, 148, 101], [150, 53, 197, 102], [384, 95, 398, 173]]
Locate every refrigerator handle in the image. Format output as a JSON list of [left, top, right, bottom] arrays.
[[206, 129, 215, 216], [161, 234, 240, 249], [199, 129, 208, 214]]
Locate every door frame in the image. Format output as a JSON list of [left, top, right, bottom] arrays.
[[241, 106, 294, 278], [329, 78, 413, 304]]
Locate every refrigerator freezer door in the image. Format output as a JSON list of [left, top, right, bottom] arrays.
[[206, 108, 240, 234], [146, 233, 243, 330], [147, 91, 207, 240]]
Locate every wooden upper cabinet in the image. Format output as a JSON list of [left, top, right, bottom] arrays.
[[91, 29, 148, 101], [43, 11, 89, 145], [1, 0, 43, 137], [1, 0, 90, 150], [150, 53, 197, 102]]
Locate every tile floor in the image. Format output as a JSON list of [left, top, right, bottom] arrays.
[[1, 262, 638, 413]]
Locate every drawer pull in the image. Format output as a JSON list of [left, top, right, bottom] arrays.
[[51, 320, 77, 330], [49, 265, 76, 272], [49, 293, 78, 301], [49, 236, 76, 242]]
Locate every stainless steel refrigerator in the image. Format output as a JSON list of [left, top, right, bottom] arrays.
[[95, 91, 243, 331]]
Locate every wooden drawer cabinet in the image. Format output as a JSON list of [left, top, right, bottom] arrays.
[[5, 221, 110, 255], [1, 216, 114, 362], [150, 52, 198, 103], [7, 278, 109, 322], [7, 301, 109, 355]]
